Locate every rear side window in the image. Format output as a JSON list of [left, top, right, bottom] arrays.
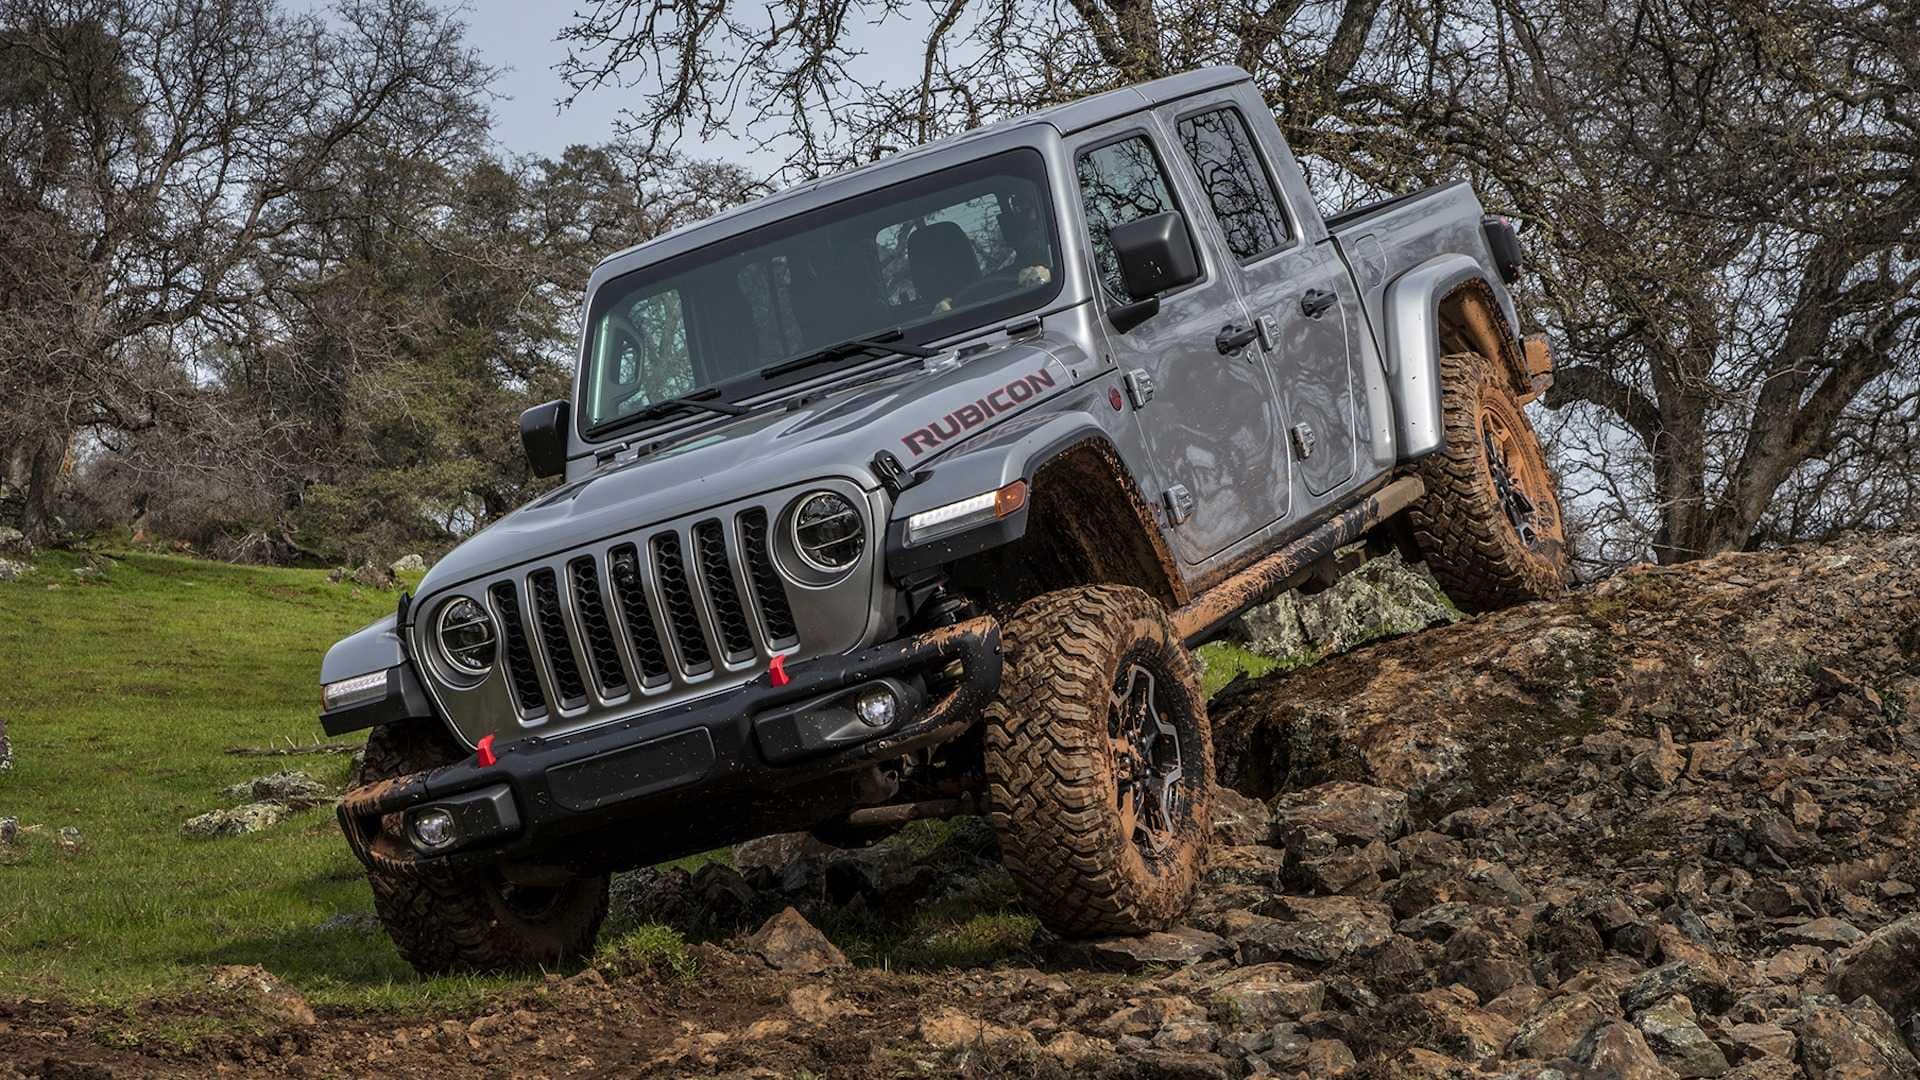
[[1175, 107, 1289, 261], [1077, 135, 1182, 303]]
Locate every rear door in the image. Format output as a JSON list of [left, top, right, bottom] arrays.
[[1070, 119, 1292, 564], [1162, 93, 1360, 497]]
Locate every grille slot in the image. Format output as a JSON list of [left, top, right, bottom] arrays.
[[607, 544, 671, 687], [694, 520, 755, 662], [568, 557, 628, 697], [740, 508, 797, 644], [528, 569, 588, 708], [652, 533, 713, 675], [488, 582, 548, 718]]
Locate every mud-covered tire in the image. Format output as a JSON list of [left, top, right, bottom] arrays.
[[1409, 351, 1569, 613], [354, 722, 609, 974], [983, 586, 1214, 937]]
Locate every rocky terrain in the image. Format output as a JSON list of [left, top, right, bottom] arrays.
[[3, 529, 1918, 1078]]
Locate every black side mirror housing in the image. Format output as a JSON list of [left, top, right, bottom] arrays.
[[1481, 215, 1523, 283], [520, 400, 570, 479], [1110, 210, 1202, 307]]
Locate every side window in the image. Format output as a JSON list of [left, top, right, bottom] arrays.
[[1077, 135, 1183, 303], [1175, 107, 1289, 261]]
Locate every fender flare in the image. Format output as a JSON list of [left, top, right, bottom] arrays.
[[1381, 254, 1491, 461], [885, 407, 1145, 579], [318, 614, 436, 735]]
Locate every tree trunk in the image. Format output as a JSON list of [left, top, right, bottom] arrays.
[[19, 434, 70, 543]]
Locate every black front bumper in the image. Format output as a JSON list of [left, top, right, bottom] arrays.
[[337, 617, 1001, 876]]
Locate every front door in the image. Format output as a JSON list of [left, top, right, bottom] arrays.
[[1072, 121, 1292, 564], [1162, 96, 1359, 497]]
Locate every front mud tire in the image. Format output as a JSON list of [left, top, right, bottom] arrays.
[[1409, 351, 1570, 613], [354, 721, 609, 975], [983, 586, 1214, 938]]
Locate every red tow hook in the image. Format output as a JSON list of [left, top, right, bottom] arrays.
[[475, 733, 497, 767], [768, 654, 790, 687]]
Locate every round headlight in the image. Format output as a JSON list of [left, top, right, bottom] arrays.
[[436, 597, 497, 676], [791, 491, 865, 574]]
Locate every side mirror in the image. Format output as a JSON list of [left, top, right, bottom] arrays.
[[520, 400, 570, 479], [1110, 210, 1201, 321]]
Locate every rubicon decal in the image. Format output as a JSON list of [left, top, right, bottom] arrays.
[[901, 369, 1058, 456]]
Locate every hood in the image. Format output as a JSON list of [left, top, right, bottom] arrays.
[[416, 334, 1091, 595]]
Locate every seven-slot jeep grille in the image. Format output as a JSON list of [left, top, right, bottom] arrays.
[[478, 510, 808, 723]]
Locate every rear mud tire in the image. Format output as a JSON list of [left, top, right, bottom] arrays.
[[1409, 351, 1569, 613], [354, 722, 609, 975], [983, 586, 1214, 938]]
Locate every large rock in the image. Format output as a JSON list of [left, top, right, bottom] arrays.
[[1211, 532, 1920, 813], [917, 1006, 1038, 1054], [389, 554, 427, 574], [1271, 781, 1409, 846], [1209, 786, 1271, 847], [1064, 926, 1229, 972], [1793, 998, 1920, 1080], [207, 965, 316, 1026], [1205, 966, 1324, 1025], [745, 906, 848, 974], [223, 771, 330, 807], [0, 526, 30, 558], [0, 557, 28, 582], [182, 802, 290, 838], [1581, 1021, 1679, 1080], [1827, 914, 1920, 1022], [1238, 548, 1457, 661], [1510, 992, 1615, 1059], [1234, 897, 1394, 965], [1636, 999, 1730, 1077], [1623, 961, 1733, 1016]]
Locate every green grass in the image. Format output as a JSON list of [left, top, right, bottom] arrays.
[[1195, 640, 1321, 697], [0, 548, 532, 1011], [0, 550, 1313, 1011]]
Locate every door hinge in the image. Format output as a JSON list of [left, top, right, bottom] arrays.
[[1124, 368, 1155, 408], [1163, 484, 1195, 525], [1291, 423, 1317, 460]]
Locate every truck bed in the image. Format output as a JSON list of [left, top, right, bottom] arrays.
[[1323, 180, 1519, 360]]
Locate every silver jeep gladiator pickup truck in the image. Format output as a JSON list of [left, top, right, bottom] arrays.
[[322, 65, 1566, 973]]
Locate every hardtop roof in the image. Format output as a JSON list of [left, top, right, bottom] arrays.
[[589, 66, 1252, 276]]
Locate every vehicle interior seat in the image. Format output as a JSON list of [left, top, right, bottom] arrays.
[[907, 221, 982, 307]]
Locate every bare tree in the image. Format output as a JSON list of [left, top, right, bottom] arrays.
[[0, 0, 492, 540]]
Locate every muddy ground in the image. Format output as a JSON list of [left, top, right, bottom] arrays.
[[5, 529, 1920, 1079]]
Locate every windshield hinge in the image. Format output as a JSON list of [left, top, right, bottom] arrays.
[[871, 450, 923, 497]]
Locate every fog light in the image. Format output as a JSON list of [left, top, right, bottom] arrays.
[[409, 807, 457, 851], [853, 686, 899, 729]]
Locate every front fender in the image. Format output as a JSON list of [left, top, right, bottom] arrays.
[[1382, 254, 1486, 461], [319, 614, 436, 736], [321, 614, 405, 685], [885, 392, 1121, 577]]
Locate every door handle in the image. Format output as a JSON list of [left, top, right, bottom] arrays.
[[1300, 289, 1338, 318], [1215, 323, 1260, 355]]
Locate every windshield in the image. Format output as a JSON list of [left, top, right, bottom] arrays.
[[581, 149, 1064, 433]]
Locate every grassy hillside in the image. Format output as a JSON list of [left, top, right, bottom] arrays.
[[0, 550, 535, 1009], [0, 547, 1275, 1011]]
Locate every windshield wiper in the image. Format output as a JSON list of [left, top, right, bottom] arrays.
[[591, 387, 750, 441], [759, 327, 939, 380], [625, 387, 750, 424]]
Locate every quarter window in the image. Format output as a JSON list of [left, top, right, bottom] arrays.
[[1175, 107, 1289, 261], [1077, 135, 1183, 303]]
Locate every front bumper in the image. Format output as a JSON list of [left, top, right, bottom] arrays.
[[337, 616, 1001, 877]]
